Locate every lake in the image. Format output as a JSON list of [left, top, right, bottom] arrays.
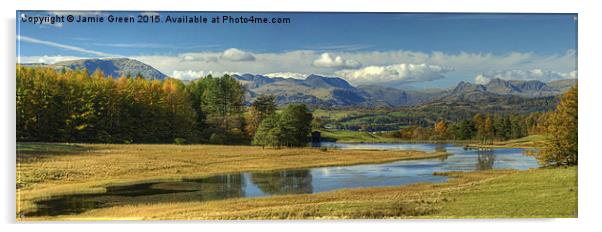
[[25, 143, 539, 217]]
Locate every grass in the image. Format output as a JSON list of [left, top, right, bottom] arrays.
[[319, 129, 400, 143], [312, 109, 365, 121], [431, 167, 577, 218], [464, 135, 547, 149], [32, 167, 577, 220], [17, 142, 446, 218]]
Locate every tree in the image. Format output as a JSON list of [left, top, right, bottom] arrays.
[[201, 75, 246, 143], [539, 85, 578, 166], [252, 104, 313, 148], [279, 104, 313, 147], [433, 119, 447, 139], [245, 95, 276, 138], [454, 120, 475, 140], [252, 114, 282, 148]]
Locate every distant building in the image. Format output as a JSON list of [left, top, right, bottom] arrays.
[[311, 131, 321, 143]]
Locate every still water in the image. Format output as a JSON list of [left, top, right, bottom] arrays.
[[26, 143, 539, 217]]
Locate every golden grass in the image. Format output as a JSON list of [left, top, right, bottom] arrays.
[[17, 142, 446, 217]]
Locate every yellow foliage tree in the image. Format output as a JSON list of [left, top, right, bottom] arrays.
[[540, 85, 578, 166]]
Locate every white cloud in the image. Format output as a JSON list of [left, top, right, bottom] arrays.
[[18, 35, 116, 57], [474, 69, 577, 84], [220, 48, 255, 62], [17, 55, 86, 64], [335, 63, 451, 86], [179, 53, 219, 62], [312, 53, 361, 69], [18, 48, 576, 87], [264, 72, 308, 79], [171, 70, 206, 81]]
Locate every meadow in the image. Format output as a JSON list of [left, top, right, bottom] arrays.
[[16, 142, 577, 220]]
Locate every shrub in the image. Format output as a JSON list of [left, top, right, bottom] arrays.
[[174, 137, 187, 145]]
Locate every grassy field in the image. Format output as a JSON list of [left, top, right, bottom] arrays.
[[31, 167, 577, 220], [17, 142, 446, 218], [319, 129, 401, 143], [464, 135, 547, 149]]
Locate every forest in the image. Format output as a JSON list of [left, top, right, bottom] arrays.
[[16, 66, 312, 146]]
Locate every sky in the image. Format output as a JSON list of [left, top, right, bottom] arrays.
[[16, 11, 577, 88]]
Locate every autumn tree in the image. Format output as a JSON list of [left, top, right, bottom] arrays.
[[245, 95, 276, 138], [433, 119, 448, 140], [539, 85, 578, 166]]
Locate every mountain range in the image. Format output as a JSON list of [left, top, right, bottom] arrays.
[[19, 58, 577, 107], [233, 73, 575, 107]]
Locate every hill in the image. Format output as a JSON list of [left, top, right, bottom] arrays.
[[50, 58, 167, 80]]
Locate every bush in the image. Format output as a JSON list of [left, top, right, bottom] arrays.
[[174, 137, 187, 145]]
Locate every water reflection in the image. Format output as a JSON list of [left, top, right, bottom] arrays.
[[476, 150, 496, 170], [251, 170, 313, 195], [435, 144, 448, 161], [27, 174, 246, 217]]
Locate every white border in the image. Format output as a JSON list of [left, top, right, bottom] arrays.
[[3, 0, 601, 231]]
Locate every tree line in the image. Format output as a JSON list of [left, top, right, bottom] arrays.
[[387, 86, 577, 166], [16, 66, 313, 146], [391, 111, 550, 142]]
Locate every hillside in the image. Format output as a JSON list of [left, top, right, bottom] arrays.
[[50, 58, 167, 80]]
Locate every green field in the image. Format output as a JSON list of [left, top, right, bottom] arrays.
[[319, 129, 400, 143], [17, 142, 576, 220]]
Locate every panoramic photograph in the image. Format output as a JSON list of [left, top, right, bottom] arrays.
[[15, 11, 577, 220]]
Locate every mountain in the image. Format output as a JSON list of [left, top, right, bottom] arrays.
[[234, 73, 454, 107], [440, 78, 576, 103], [484, 78, 558, 97], [547, 79, 578, 92], [50, 58, 167, 80], [357, 85, 447, 106], [233, 74, 371, 107]]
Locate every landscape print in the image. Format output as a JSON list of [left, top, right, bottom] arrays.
[[16, 11, 577, 220]]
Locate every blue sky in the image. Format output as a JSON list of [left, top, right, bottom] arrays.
[[16, 11, 577, 88]]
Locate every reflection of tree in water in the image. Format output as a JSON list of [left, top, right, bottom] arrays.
[[435, 144, 448, 161], [476, 149, 496, 170], [192, 174, 245, 200], [251, 170, 313, 195]]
